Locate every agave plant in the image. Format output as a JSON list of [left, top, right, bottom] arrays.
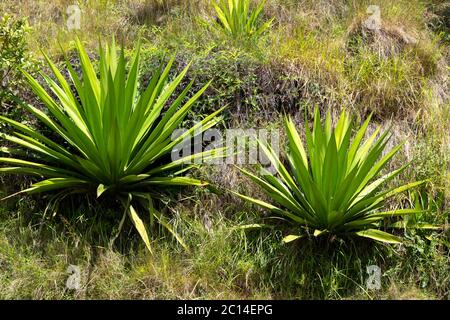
[[211, 0, 273, 40], [0, 39, 224, 253], [233, 108, 425, 243]]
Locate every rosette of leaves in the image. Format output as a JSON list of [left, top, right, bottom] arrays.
[[234, 109, 426, 243], [0, 38, 225, 253]]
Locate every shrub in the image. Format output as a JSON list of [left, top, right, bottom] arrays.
[[0, 14, 38, 119], [0, 38, 224, 253], [234, 108, 425, 243]]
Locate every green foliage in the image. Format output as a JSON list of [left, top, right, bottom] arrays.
[[190, 48, 260, 116], [211, 0, 273, 40], [0, 38, 224, 253], [0, 0, 448, 301], [234, 108, 426, 243], [426, 1, 450, 44], [0, 14, 38, 119], [392, 189, 447, 230], [0, 14, 30, 89]]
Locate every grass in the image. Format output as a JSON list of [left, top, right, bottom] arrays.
[[0, 0, 448, 300], [0, 195, 448, 299]]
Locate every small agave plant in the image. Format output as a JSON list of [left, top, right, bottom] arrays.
[[211, 0, 273, 40], [0, 39, 224, 253], [234, 108, 426, 243]]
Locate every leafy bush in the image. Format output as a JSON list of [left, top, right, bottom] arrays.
[[211, 0, 273, 40], [0, 14, 38, 119], [0, 38, 224, 253], [234, 108, 425, 243], [190, 48, 260, 116]]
